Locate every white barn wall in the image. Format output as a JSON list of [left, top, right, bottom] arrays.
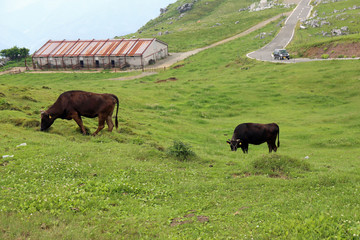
[[143, 40, 168, 66]]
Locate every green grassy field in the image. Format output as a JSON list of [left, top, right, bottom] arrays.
[[2, 1, 360, 239], [1, 16, 360, 238]]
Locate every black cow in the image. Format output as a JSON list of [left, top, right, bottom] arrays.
[[41, 90, 119, 136], [227, 123, 280, 153]]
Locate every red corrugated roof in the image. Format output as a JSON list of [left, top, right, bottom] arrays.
[[65, 40, 91, 57], [33, 39, 164, 58], [127, 40, 153, 56]]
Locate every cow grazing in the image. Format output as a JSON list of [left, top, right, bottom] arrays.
[[41, 90, 119, 136], [227, 123, 280, 153]]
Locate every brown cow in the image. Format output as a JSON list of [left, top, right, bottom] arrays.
[[227, 123, 280, 153], [41, 90, 119, 136]]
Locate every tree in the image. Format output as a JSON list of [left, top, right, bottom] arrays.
[[0, 46, 30, 61]]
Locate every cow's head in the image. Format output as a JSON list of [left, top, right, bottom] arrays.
[[226, 139, 242, 151], [40, 111, 55, 131]]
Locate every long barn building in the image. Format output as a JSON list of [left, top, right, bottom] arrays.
[[32, 38, 168, 69]]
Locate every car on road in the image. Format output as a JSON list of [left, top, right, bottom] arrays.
[[273, 49, 290, 60]]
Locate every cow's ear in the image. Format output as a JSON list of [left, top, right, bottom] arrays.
[[226, 140, 230, 144]]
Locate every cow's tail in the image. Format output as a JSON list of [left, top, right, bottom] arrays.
[[277, 125, 280, 148], [113, 94, 119, 129]]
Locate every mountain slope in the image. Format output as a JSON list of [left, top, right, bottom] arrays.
[[119, 0, 292, 52]]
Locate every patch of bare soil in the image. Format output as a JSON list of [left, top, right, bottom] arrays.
[[170, 210, 209, 227], [155, 77, 178, 83], [0, 67, 26, 75], [303, 42, 360, 58], [172, 64, 185, 69]]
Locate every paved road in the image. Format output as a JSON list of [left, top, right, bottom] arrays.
[[247, 0, 313, 62]]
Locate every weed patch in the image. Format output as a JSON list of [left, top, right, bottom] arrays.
[[241, 154, 311, 178], [166, 140, 196, 161]]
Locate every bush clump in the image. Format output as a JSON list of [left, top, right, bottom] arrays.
[[167, 140, 195, 161], [321, 54, 329, 59], [251, 154, 311, 178]]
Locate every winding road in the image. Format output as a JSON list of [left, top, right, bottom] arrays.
[[247, 0, 313, 62]]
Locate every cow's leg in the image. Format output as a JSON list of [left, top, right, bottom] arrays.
[[272, 143, 277, 152], [268, 140, 277, 153], [92, 115, 106, 136], [271, 137, 277, 152], [106, 115, 114, 132], [242, 143, 249, 154], [241, 146, 246, 153], [71, 114, 87, 135]]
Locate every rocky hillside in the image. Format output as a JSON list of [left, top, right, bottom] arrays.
[[288, 0, 360, 58]]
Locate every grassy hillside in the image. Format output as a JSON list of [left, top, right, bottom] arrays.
[[119, 0, 291, 52], [1, 14, 360, 239], [287, 0, 360, 58]]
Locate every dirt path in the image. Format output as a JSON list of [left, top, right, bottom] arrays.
[[0, 67, 27, 75]]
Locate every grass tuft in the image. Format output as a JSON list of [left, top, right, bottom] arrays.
[[250, 154, 311, 178]]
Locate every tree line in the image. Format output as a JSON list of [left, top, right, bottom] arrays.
[[0, 46, 30, 61]]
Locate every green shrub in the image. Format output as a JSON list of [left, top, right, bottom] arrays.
[[321, 54, 329, 59], [167, 140, 195, 161]]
